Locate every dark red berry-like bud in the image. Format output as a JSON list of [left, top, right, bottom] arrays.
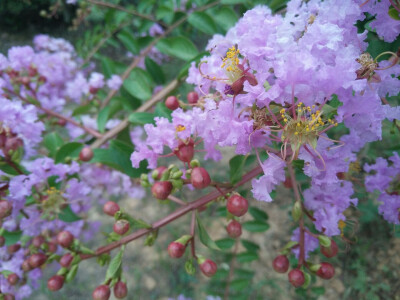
[[165, 96, 180, 110], [336, 172, 346, 180], [4, 137, 23, 156], [0, 200, 12, 219], [48, 241, 58, 253], [4, 294, 15, 300], [316, 262, 335, 280], [190, 167, 211, 189], [320, 239, 338, 258], [57, 118, 67, 126], [89, 86, 99, 94], [7, 244, 21, 254], [59, 253, 74, 268], [79, 147, 94, 162], [57, 231, 74, 248], [0, 236, 5, 247], [113, 219, 130, 235], [167, 242, 186, 258], [272, 255, 289, 273], [28, 253, 47, 269], [22, 259, 32, 272], [32, 235, 45, 248], [187, 91, 199, 104], [151, 181, 173, 200], [103, 201, 120, 217], [38, 75, 47, 83], [92, 284, 111, 300], [226, 194, 248, 217], [28, 66, 38, 77], [288, 269, 305, 288], [174, 139, 194, 163], [226, 220, 242, 238], [199, 259, 217, 277], [283, 177, 293, 188], [113, 281, 128, 299], [7, 273, 18, 285], [47, 275, 64, 291]]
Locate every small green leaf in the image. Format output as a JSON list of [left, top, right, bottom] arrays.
[[230, 278, 252, 291], [311, 286, 326, 295], [188, 11, 218, 35], [65, 264, 79, 283], [55, 142, 84, 164], [213, 7, 238, 33], [236, 251, 258, 263], [185, 258, 196, 275], [128, 112, 156, 125], [249, 206, 268, 221], [242, 221, 270, 232], [215, 238, 235, 250], [389, 7, 400, 21], [58, 205, 81, 223], [43, 132, 64, 157], [72, 104, 92, 116], [105, 248, 124, 281], [156, 36, 199, 61], [229, 155, 247, 185], [177, 51, 209, 80], [97, 106, 110, 133], [0, 161, 27, 176], [123, 69, 153, 102], [196, 214, 221, 251], [145, 57, 166, 84], [2, 231, 22, 246], [117, 29, 140, 54], [241, 239, 260, 252], [100, 56, 117, 77]]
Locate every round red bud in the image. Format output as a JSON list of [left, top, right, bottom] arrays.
[[226, 194, 249, 217], [167, 241, 186, 258], [22, 259, 32, 272], [28, 253, 47, 269], [0, 236, 5, 247], [7, 244, 21, 254], [79, 147, 94, 162], [0, 200, 12, 219], [272, 255, 289, 273], [190, 167, 211, 189], [316, 262, 335, 280], [199, 259, 218, 277], [187, 91, 199, 104], [226, 220, 242, 238], [56, 231, 74, 248], [48, 241, 58, 253], [151, 181, 173, 200], [89, 86, 99, 94], [103, 201, 120, 217], [288, 269, 305, 288], [4, 294, 15, 300], [32, 235, 45, 248], [59, 253, 74, 268], [174, 139, 194, 163], [320, 239, 338, 258], [7, 273, 19, 285], [57, 118, 67, 126], [113, 219, 130, 235], [113, 281, 128, 299], [165, 96, 180, 110], [92, 284, 111, 300], [47, 275, 64, 291]]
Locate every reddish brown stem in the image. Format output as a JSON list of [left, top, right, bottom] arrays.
[[167, 195, 187, 206], [80, 165, 262, 259]]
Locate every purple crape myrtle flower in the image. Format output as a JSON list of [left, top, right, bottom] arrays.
[[107, 74, 123, 90], [291, 227, 319, 259]]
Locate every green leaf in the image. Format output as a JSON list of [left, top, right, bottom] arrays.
[[155, 102, 172, 120], [236, 251, 258, 263], [65, 264, 79, 283], [55, 142, 84, 164], [59, 205, 81, 223], [145, 57, 166, 84], [0, 161, 27, 176], [105, 248, 124, 281], [97, 106, 110, 133], [117, 29, 139, 55], [156, 5, 175, 21], [188, 11, 218, 35], [213, 7, 238, 33], [177, 51, 209, 80], [242, 220, 270, 232], [128, 112, 156, 125], [249, 206, 268, 221], [311, 286, 326, 295], [229, 155, 247, 185], [196, 214, 221, 251], [43, 132, 64, 157], [72, 104, 92, 116], [156, 36, 199, 61], [123, 69, 153, 101], [215, 238, 235, 250], [100, 56, 117, 77], [389, 7, 400, 21], [241, 239, 260, 252], [221, 0, 246, 4], [2, 231, 22, 246], [230, 278, 252, 291]]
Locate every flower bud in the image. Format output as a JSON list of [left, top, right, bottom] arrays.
[[32, 235, 45, 248], [291, 201, 302, 222], [4, 294, 15, 300], [151, 181, 173, 200], [174, 139, 194, 163], [57, 231, 74, 248], [113, 281, 128, 299], [0, 236, 5, 247], [59, 253, 74, 268], [7, 273, 19, 285], [187, 91, 199, 104], [226, 220, 242, 238], [47, 275, 64, 291], [57, 118, 67, 126], [92, 284, 111, 300], [190, 167, 211, 189], [28, 253, 47, 269], [198, 257, 217, 277], [0, 200, 12, 219], [320, 239, 338, 258], [113, 219, 130, 235], [103, 201, 120, 217], [22, 259, 32, 272], [48, 241, 58, 253], [79, 147, 94, 162], [168, 235, 192, 258], [151, 166, 167, 180], [226, 194, 248, 217], [165, 96, 180, 110], [316, 262, 335, 280], [288, 269, 305, 288], [7, 244, 21, 254], [272, 255, 289, 273]]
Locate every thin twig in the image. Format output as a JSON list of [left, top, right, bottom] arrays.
[[167, 195, 187, 206]]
